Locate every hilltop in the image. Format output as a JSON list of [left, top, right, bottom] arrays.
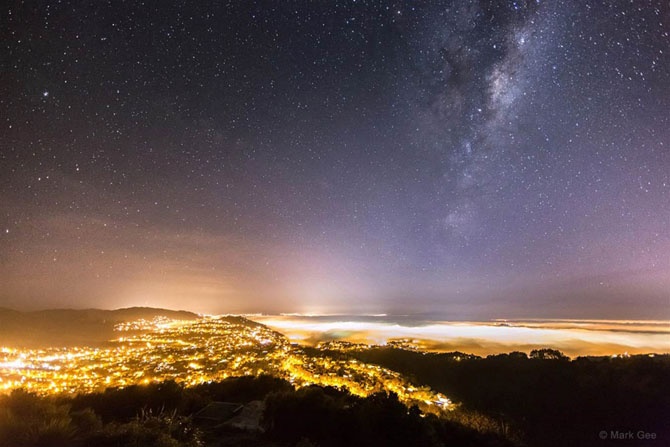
[[0, 307, 199, 348]]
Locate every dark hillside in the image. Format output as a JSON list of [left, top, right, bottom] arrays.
[[0, 307, 199, 347], [347, 348, 670, 447], [0, 376, 514, 447]]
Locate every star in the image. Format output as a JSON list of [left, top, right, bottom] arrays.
[[0, 0, 667, 319]]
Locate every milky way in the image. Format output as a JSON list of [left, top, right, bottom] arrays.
[[1, 1, 668, 318]]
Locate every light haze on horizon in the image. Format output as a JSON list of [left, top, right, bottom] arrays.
[[1, 1, 668, 319]]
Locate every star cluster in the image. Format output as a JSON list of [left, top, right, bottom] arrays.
[[1, 1, 668, 318]]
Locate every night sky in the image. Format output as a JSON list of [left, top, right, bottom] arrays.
[[1, 1, 669, 318]]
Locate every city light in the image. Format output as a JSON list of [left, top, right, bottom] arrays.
[[0, 316, 451, 414]]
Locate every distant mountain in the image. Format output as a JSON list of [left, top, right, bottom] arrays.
[[0, 307, 199, 348]]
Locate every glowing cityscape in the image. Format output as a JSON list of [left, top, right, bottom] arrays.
[[0, 316, 451, 414]]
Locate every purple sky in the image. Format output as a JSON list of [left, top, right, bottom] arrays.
[[1, 1, 668, 318]]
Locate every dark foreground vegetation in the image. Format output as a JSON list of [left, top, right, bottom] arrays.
[[345, 348, 670, 447], [2, 349, 668, 447], [0, 375, 512, 447]]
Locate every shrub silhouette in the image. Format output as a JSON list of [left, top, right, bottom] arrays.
[[0, 390, 74, 447], [84, 409, 202, 447]]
